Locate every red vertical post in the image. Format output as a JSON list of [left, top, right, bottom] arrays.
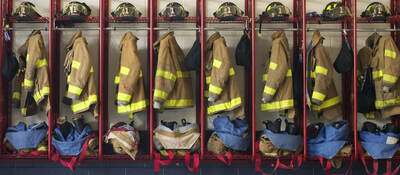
[[200, 0, 205, 160], [352, 0, 358, 160], [98, 0, 107, 160], [48, 0, 55, 159], [0, 0, 4, 156], [250, 0, 255, 160], [301, 0, 307, 160], [148, 0, 155, 158]]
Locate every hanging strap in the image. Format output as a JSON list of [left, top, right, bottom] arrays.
[[154, 150, 175, 172], [254, 153, 280, 175], [184, 152, 200, 172], [318, 156, 353, 175], [359, 142, 400, 175], [18, 150, 47, 156], [216, 151, 232, 166], [51, 134, 95, 171]]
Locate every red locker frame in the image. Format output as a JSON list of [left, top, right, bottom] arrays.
[[0, 0, 398, 172]]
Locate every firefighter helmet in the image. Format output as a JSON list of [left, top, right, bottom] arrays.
[[13, 2, 41, 18], [158, 2, 189, 20], [321, 2, 352, 21], [62, 1, 91, 17], [361, 2, 391, 21], [213, 2, 244, 21]]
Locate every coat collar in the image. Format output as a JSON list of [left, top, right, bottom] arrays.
[[311, 31, 324, 49], [153, 31, 174, 48], [66, 31, 83, 51], [17, 30, 42, 56], [272, 30, 286, 40], [365, 33, 381, 49], [119, 32, 138, 51], [206, 32, 221, 50]]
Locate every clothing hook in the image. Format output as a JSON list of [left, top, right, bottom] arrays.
[[342, 29, 347, 36]]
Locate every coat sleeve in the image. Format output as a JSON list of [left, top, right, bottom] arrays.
[[208, 39, 231, 100], [24, 37, 44, 91], [117, 39, 142, 105], [66, 40, 91, 99], [382, 37, 400, 89], [311, 46, 333, 105], [153, 42, 177, 104], [262, 40, 289, 101]]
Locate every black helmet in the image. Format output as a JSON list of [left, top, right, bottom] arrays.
[[213, 2, 244, 21], [321, 2, 352, 21], [361, 2, 391, 21], [362, 121, 380, 135], [260, 2, 291, 20], [13, 2, 41, 18], [111, 2, 142, 19], [62, 1, 91, 17], [159, 2, 189, 20]]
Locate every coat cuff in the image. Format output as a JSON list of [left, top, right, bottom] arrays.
[[153, 100, 162, 109], [208, 94, 217, 102]]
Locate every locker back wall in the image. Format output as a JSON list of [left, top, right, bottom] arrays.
[[1, 0, 400, 174]]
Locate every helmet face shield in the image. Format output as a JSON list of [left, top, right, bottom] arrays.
[[159, 2, 189, 19], [13, 2, 41, 18], [112, 3, 142, 18], [214, 2, 244, 21], [63, 2, 91, 17]]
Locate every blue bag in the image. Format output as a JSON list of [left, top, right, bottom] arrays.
[[52, 123, 93, 156], [5, 122, 47, 150], [264, 129, 302, 151], [359, 131, 400, 159], [213, 116, 250, 151], [307, 120, 349, 159]]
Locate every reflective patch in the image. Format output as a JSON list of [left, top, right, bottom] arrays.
[[312, 96, 340, 111], [261, 99, 294, 111], [24, 79, 33, 87], [120, 66, 130, 75], [229, 68, 235, 76], [72, 60, 80, 69], [68, 85, 83, 95], [90, 67, 94, 73], [12, 92, 20, 99], [33, 86, 50, 102], [207, 97, 242, 114], [156, 69, 176, 81], [263, 74, 268, 81], [139, 71, 143, 77], [385, 50, 397, 59], [364, 112, 375, 119], [118, 100, 147, 113], [315, 66, 328, 75], [36, 58, 48, 68], [163, 99, 193, 107], [67, 75, 71, 83], [206, 76, 211, 84], [21, 108, 27, 116], [263, 86, 276, 96], [37, 146, 47, 151], [213, 59, 222, 69], [269, 62, 277, 70], [375, 96, 400, 108], [383, 74, 398, 84], [154, 89, 169, 100], [311, 91, 326, 101], [372, 70, 383, 79], [286, 69, 292, 77], [209, 84, 223, 95], [71, 95, 98, 113], [176, 71, 190, 78], [26, 54, 30, 61], [117, 92, 132, 102], [114, 76, 120, 84]]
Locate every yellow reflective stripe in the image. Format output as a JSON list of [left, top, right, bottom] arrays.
[[36, 58, 48, 68], [385, 50, 397, 59], [263, 152, 278, 156], [311, 71, 316, 78], [21, 108, 27, 115], [68, 85, 83, 95], [26, 54, 30, 61], [213, 59, 222, 68], [118, 100, 147, 113], [286, 69, 292, 77], [263, 74, 268, 81], [33, 86, 50, 102], [67, 75, 71, 83], [117, 92, 132, 102], [269, 62, 277, 70], [311, 91, 326, 101], [208, 97, 242, 114], [163, 99, 193, 107], [375, 96, 400, 108], [229, 68, 235, 76], [383, 74, 398, 83], [114, 76, 120, 84], [261, 99, 294, 111], [176, 71, 190, 78], [365, 112, 375, 119], [154, 89, 168, 100], [139, 71, 143, 77], [90, 67, 94, 73], [373, 70, 383, 79], [12, 92, 20, 99], [24, 79, 33, 87], [71, 95, 98, 112], [37, 146, 47, 151], [120, 66, 130, 75], [206, 76, 211, 84], [156, 69, 176, 81], [315, 66, 328, 75], [72, 60, 80, 69], [209, 84, 223, 95], [204, 90, 209, 98], [312, 96, 340, 111], [263, 86, 276, 96]]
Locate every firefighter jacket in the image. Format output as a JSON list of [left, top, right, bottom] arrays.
[[307, 31, 341, 120], [63, 31, 98, 117], [360, 33, 400, 118], [13, 30, 50, 116], [261, 30, 295, 118], [205, 32, 244, 118], [114, 32, 147, 115], [153, 32, 193, 109]]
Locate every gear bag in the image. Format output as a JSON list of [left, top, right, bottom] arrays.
[[2, 49, 19, 81], [184, 39, 201, 71], [334, 36, 353, 73], [104, 122, 140, 160], [5, 122, 47, 150], [235, 31, 252, 67]]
